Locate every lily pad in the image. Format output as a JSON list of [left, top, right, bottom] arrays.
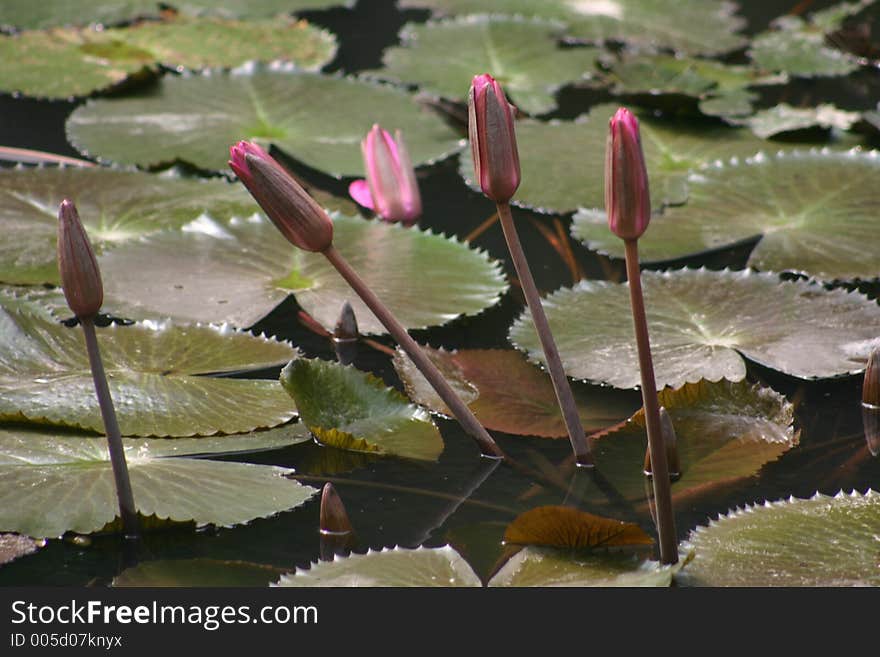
[[508, 268, 880, 389], [66, 69, 464, 176], [368, 16, 602, 116], [572, 149, 880, 281], [678, 490, 880, 586], [742, 104, 861, 138], [503, 505, 653, 549], [460, 103, 766, 214], [113, 559, 286, 586], [0, 426, 317, 539], [0, 295, 298, 436], [280, 358, 444, 462], [0, 534, 46, 566], [398, 0, 747, 56], [98, 213, 507, 332], [393, 347, 635, 437]]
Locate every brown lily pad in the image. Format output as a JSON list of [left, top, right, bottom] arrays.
[[504, 505, 653, 550]]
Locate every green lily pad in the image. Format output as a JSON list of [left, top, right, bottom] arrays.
[[678, 490, 880, 586], [98, 213, 507, 332], [0, 295, 298, 436], [572, 149, 880, 281], [66, 69, 463, 176], [280, 358, 444, 462], [0, 426, 317, 538], [367, 16, 602, 116], [509, 268, 880, 389], [743, 104, 861, 138], [113, 559, 286, 586], [398, 0, 747, 56], [460, 103, 766, 214], [0, 534, 46, 566], [0, 166, 267, 287], [393, 347, 635, 437]]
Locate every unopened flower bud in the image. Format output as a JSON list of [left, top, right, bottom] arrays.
[[319, 482, 353, 536], [605, 107, 651, 240], [863, 348, 880, 408], [468, 73, 521, 203], [57, 199, 103, 319], [229, 141, 333, 252]]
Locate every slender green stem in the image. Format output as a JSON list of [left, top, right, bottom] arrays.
[[80, 317, 140, 540], [623, 239, 677, 564], [496, 202, 593, 466]]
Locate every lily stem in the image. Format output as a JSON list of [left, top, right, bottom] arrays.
[[496, 201, 592, 466], [80, 317, 140, 540], [623, 238, 678, 564]]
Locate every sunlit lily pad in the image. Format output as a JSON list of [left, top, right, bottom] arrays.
[[509, 268, 880, 389], [0, 427, 317, 539], [113, 559, 286, 587], [0, 296, 297, 436], [367, 16, 602, 116], [393, 347, 635, 437], [67, 69, 463, 175], [678, 490, 880, 586], [503, 506, 653, 549], [0, 534, 45, 566], [743, 104, 861, 138], [399, 0, 747, 55], [460, 103, 766, 213], [280, 358, 444, 462], [572, 149, 880, 281], [98, 213, 507, 332]]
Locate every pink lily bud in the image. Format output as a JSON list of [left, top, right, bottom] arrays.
[[348, 125, 422, 224], [605, 107, 651, 240], [468, 73, 521, 203], [229, 141, 333, 252], [57, 199, 103, 319]]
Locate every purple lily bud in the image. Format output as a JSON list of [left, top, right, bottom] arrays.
[[605, 107, 651, 240], [349, 125, 422, 224], [57, 199, 103, 319], [468, 73, 521, 203], [864, 348, 879, 407], [319, 483, 353, 535], [229, 141, 333, 252]]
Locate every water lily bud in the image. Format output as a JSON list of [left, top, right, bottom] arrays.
[[333, 301, 359, 366], [57, 199, 103, 319], [863, 348, 880, 407], [605, 107, 651, 240], [349, 125, 422, 224], [468, 73, 521, 203], [319, 482, 353, 536], [229, 141, 333, 252], [644, 406, 681, 479]]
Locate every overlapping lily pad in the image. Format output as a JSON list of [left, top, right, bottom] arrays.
[[280, 358, 444, 461], [98, 213, 507, 332], [504, 506, 653, 549], [0, 296, 298, 436], [398, 0, 747, 55], [742, 104, 861, 138], [66, 69, 464, 175], [393, 347, 635, 437], [0, 427, 316, 538], [509, 268, 880, 389], [678, 490, 880, 586], [572, 150, 880, 281], [0, 534, 45, 566], [368, 16, 602, 116]]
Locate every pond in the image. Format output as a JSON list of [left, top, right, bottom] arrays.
[[0, 0, 879, 587]]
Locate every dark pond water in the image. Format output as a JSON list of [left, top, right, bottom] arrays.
[[1, 0, 879, 586]]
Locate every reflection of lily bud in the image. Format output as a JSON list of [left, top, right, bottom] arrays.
[[57, 199, 103, 320], [862, 405, 880, 457], [332, 301, 359, 366], [644, 406, 681, 480], [863, 348, 879, 408], [319, 482, 356, 561]]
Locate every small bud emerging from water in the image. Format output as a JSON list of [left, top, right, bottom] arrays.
[[863, 348, 880, 408], [605, 107, 651, 240], [229, 141, 333, 252], [333, 301, 359, 366], [57, 199, 103, 319], [319, 482, 353, 536], [468, 73, 521, 203], [644, 406, 681, 479]]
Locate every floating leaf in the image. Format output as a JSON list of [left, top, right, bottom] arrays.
[[504, 506, 653, 549], [0, 534, 45, 566], [368, 16, 602, 116], [743, 104, 861, 138], [0, 427, 317, 538], [572, 150, 880, 281], [509, 268, 880, 389], [0, 296, 297, 436], [678, 490, 880, 586], [393, 347, 635, 437], [67, 69, 463, 176], [399, 0, 747, 56], [114, 559, 286, 587], [280, 358, 444, 462], [98, 213, 507, 332]]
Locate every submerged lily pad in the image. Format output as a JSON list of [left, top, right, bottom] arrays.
[[573, 149, 880, 281], [98, 213, 507, 332], [368, 16, 602, 116], [678, 490, 880, 586], [0, 296, 297, 436], [67, 69, 463, 175], [113, 559, 287, 587], [0, 427, 317, 539], [743, 104, 861, 138], [0, 534, 46, 566], [504, 506, 653, 549], [399, 0, 747, 55], [509, 268, 880, 389], [393, 347, 635, 437], [281, 358, 444, 462]]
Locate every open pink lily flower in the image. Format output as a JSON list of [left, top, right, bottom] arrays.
[[468, 73, 521, 204], [348, 125, 422, 224], [605, 107, 651, 241]]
